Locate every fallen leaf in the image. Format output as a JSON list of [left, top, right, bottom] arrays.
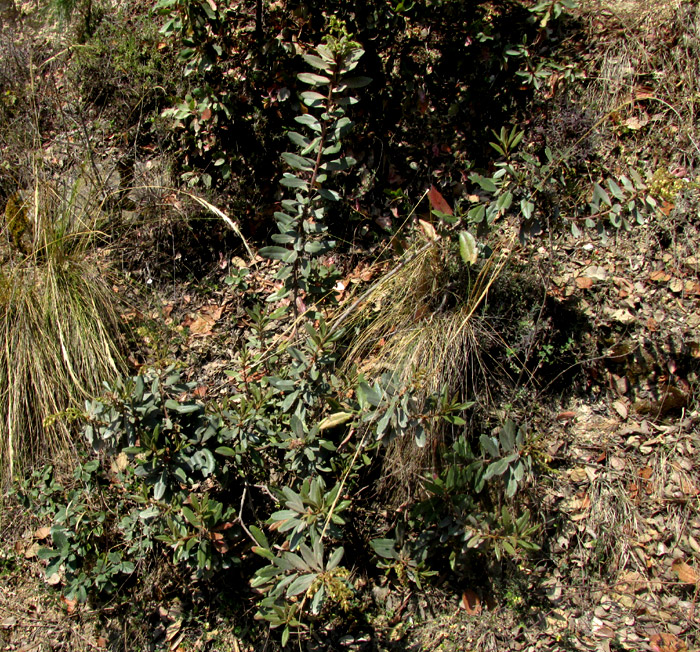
[[212, 536, 229, 555], [684, 256, 700, 272], [649, 270, 671, 282], [186, 314, 217, 336], [584, 265, 608, 281], [684, 280, 700, 295], [62, 595, 78, 613], [556, 411, 576, 422], [46, 572, 61, 585], [576, 276, 593, 289], [1, 616, 17, 629], [165, 618, 183, 643], [34, 526, 51, 540], [615, 570, 648, 594], [193, 385, 208, 398], [672, 559, 699, 585], [610, 456, 626, 470], [613, 400, 628, 419], [591, 617, 615, 638], [623, 114, 649, 130], [638, 466, 653, 480], [570, 493, 590, 511], [660, 201, 675, 216], [610, 308, 635, 324], [110, 452, 129, 474], [569, 467, 589, 483], [634, 88, 654, 101], [649, 632, 688, 652], [460, 589, 482, 614], [669, 278, 683, 293]]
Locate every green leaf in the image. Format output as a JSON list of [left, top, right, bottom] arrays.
[[608, 178, 625, 201], [182, 506, 198, 527], [281, 152, 315, 171], [458, 231, 478, 265], [502, 539, 516, 556], [300, 90, 327, 107], [357, 382, 382, 408], [318, 412, 354, 430], [298, 72, 330, 86], [192, 448, 216, 476], [267, 377, 296, 391], [483, 457, 510, 480], [153, 476, 166, 500], [468, 204, 486, 223], [302, 53, 333, 71], [287, 131, 310, 149], [164, 399, 201, 413], [284, 552, 311, 572], [259, 246, 292, 261], [520, 199, 535, 220], [499, 419, 516, 451], [490, 142, 506, 156], [37, 547, 60, 560], [279, 174, 309, 190], [479, 434, 499, 458], [370, 538, 397, 559], [318, 188, 341, 201], [249, 525, 269, 549], [327, 546, 344, 570], [295, 114, 322, 132], [304, 241, 328, 254], [497, 191, 513, 212], [593, 183, 612, 207], [513, 460, 525, 482], [473, 174, 498, 193], [630, 168, 645, 189], [414, 423, 427, 448], [336, 76, 372, 89], [139, 506, 160, 520]]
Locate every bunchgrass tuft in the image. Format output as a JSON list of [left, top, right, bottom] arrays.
[[339, 240, 511, 498], [0, 178, 126, 485]]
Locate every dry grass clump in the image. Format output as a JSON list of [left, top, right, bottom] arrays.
[[0, 181, 126, 485], [338, 240, 511, 495]]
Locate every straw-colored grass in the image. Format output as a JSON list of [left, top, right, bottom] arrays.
[[338, 239, 512, 497], [0, 181, 126, 484]]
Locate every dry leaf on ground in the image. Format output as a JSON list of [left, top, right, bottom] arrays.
[[671, 559, 699, 586], [649, 632, 688, 652], [460, 589, 482, 615]]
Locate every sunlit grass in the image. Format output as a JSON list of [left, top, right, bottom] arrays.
[[339, 239, 511, 497], [0, 180, 126, 484]]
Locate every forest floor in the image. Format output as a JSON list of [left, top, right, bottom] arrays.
[[1, 0, 699, 650]]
